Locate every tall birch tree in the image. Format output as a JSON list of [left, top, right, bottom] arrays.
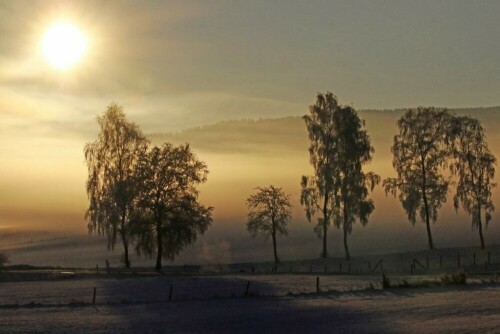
[[383, 107, 450, 250], [449, 116, 496, 249], [84, 104, 148, 267]]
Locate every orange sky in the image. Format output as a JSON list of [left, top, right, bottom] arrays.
[[1, 2, 500, 261]]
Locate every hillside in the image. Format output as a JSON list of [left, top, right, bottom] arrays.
[[150, 107, 500, 157]]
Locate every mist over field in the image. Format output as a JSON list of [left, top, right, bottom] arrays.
[[0, 1, 499, 269], [2, 107, 500, 267]]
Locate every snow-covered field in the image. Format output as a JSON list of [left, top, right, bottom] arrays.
[[0, 274, 384, 305], [1, 273, 499, 333]]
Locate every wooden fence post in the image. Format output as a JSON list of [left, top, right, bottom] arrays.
[[382, 272, 390, 289], [245, 281, 250, 297], [92, 287, 96, 304], [370, 259, 383, 273], [316, 277, 320, 293]]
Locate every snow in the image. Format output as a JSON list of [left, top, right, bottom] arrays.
[[1, 274, 499, 333]]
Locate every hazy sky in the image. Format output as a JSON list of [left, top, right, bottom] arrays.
[[1, 1, 500, 263], [1, 1, 499, 134]]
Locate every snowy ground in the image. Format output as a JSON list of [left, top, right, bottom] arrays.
[[0, 274, 385, 305], [1, 273, 499, 333]]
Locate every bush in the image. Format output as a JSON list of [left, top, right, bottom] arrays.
[[0, 252, 8, 269], [440, 272, 467, 285]]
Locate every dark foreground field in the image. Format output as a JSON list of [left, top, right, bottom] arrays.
[[0, 272, 499, 333]]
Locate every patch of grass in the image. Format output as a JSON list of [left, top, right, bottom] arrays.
[[383, 272, 468, 289], [345, 282, 370, 292], [440, 272, 467, 285], [406, 280, 441, 288], [67, 298, 86, 305], [398, 280, 410, 288]]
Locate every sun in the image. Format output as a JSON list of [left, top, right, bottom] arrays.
[[41, 21, 88, 70]]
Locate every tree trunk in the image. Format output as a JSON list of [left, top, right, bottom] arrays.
[[343, 221, 350, 260], [421, 161, 435, 250], [321, 194, 329, 259], [120, 211, 131, 268], [155, 218, 163, 271], [121, 233, 130, 268], [478, 206, 485, 250], [423, 202, 435, 250], [343, 197, 350, 260], [422, 187, 435, 250], [322, 219, 328, 258], [272, 232, 279, 264]]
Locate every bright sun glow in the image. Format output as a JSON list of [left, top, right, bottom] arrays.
[[41, 21, 88, 70]]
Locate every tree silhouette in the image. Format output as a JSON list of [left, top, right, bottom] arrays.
[[383, 107, 450, 250], [301, 92, 378, 259], [333, 106, 379, 260], [84, 104, 148, 268], [134, 143, 212, 271], [301, 92, 342, 258], [246, 185, 292, 264], [449, 116, 496, 249]]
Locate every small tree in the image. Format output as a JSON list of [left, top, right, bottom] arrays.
[[84, 104, 148, 268], [134, 143, 213, 271], [383, 107, 450, 250], [246, 185, 292, 264], [449, 116, 496, 249]]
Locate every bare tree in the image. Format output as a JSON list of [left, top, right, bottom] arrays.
[[84, 104, 148, 268], [134, 143, 213, 271], [246, 185, 292, 265], [383, 107, 450, 250], [449, 116, 496, 249]]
